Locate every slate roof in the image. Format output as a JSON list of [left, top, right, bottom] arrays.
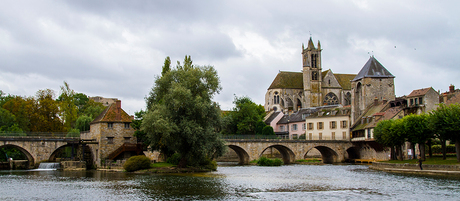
[[352, 56, 395, 81], [91, 102, 133, 124], [264, 111, 282, 124], [407, 87, 433, 98], [268, 72, 303, 89]]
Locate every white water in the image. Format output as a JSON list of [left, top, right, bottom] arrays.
[[35, 162, 60, 170]]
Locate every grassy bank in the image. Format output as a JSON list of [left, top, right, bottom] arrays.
[[386, 156, 459, 165]]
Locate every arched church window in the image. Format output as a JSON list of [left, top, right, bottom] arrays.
[[323, 92, 339, 105], [311, 54, 317, 68], [344, 92, 351, 106], [274, 92, 280, 104], [312, 71, 318, 81]]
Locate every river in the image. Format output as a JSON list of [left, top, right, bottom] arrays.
[[1, 164, 459, 200]]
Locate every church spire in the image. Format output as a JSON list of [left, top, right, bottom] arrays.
[[317, 40, 321, 50], [307, 37, 315, 50]]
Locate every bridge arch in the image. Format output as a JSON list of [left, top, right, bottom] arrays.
[[0, 144, 34, 167], [227, 145, 250, 165], [261, 144, 295, 164], [305, 146, 339, 164]]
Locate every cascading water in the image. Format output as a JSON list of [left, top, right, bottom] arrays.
[[36, 162, 60, 170]]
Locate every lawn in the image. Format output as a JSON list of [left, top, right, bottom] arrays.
[[386, 156, 459, 165]]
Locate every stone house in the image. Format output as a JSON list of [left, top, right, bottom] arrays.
[[405, 87, 439, 115], [304, 107, 351, 140], [441, 85, 460, 105], [81, 100, 141, 167]]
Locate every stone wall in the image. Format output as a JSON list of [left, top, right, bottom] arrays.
[[371, 161, 460, 171]]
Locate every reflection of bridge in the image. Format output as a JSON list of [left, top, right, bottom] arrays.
[[225, 139, 355, 164]]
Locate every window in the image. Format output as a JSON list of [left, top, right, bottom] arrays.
[[330, 121, 336, 129], [323, 92, 339, 105], [302, 113, 309, 120], [280, 125, 285, 132], [274, 92, 280, 104], [124, 137, 131, 143], [317, 122, 323, 130], [332, 132, 335, 140], [414, 98, 418, 105], [302, 123, 306, 130], [308, 123, 314, 130], [107, 137, 114, 144], [124, 123, 130, 129], [341, 120, 348, 128], [311, 54, 317, 68], [108, 123, 113, 129], [292, 124, 298, 131], [410, 99, 413, 106], [312, 71, 318, 81], [419, 97, 423, 105]]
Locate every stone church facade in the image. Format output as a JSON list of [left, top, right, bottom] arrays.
[[265, 38, 356, 112], [265, 38, 396, 124]]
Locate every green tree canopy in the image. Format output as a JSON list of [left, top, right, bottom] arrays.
[[57, 81, 78, 131], [141, 56, 226, 168], [429, 103, 460, 161], [223, 96, 266, 135], [403, 114, 432, 160]]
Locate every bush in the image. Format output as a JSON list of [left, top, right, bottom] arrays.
[[261, 126, 275, 135], [166, 152, 182, 165], [123, 155, 151, 172], [257, 157, 283, 166], [431, 144, 456, 154], [200, 159, 218, 171]]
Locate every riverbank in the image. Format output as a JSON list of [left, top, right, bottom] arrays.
[[370, 161, 460, 177]]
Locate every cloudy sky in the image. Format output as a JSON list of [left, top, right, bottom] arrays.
[[1, 0, 459, 114]]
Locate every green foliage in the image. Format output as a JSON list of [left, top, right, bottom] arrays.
[[166, 152, 182, 165], [429, 103, 460, 142], [142, 56, 226, 168], [221, 96, 266, 135], [0, 147, 28, 161], [257, 157, 283, 166], [75, 115, 92, 132], [66, 128, 80, 137], [431, 144, 456, 154], [123, 155, 152, 172], [404, 114, 432, 144], [261, 125, 275, 135], [57, 81, 78, 131]]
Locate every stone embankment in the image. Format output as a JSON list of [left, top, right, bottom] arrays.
[[371, 161, 460, 176]]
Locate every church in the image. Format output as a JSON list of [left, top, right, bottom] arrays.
[[264, 37, 396, 122]]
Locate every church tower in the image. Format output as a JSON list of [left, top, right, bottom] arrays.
[[302, 37, 322, 107]]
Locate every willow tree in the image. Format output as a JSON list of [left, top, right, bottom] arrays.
[[142, 56, 226, 168]]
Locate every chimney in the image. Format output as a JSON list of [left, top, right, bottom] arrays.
[[374, 97, 379, 106], [116, 100, 121, 120], [450, 85, 455, 93]]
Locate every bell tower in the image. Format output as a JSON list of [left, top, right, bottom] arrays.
[[302, 37, 322, 107]]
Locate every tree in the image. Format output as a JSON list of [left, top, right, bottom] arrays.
[[429, 103, 460, 161], [403, 114, 433, 160], [142, 56, 226, 168], [75, 115, 92, 132], [2, 96, 36, 132], [227, 96, 266, 134], [35, 89, 63, 132], [161, 56, 171, 76], [374, 119, 397, 160], [262, 125, 275, 135], [57, 81, 78, 131], [74, 93, 89, 116]]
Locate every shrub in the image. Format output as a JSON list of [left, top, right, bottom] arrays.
[[123, 155, 151, 172], [431, 144, 456, 154], [257, 156, 283, 166], [166, 152, 182, 165], [261, 126, 275, 135]]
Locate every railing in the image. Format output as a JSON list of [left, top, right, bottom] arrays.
[[0, 132, 80, 138], [222, 135, 349, 141]]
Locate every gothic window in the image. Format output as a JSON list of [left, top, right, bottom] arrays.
[[311, 54, 317, 68], [312, 71, 318, 81], [323, 92, 339, 105], [344, 92, 351, 106], [274, 92, 280, 104]]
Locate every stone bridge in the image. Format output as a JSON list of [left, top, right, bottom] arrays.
[[0, 136, 82, 168], [225, 139, 357, 164]]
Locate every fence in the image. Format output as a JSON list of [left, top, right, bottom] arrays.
[[0, 132, 78, 138]]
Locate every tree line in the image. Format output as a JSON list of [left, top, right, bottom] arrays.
[[0, 82, 106, 135], [374, 103, 460, 162]]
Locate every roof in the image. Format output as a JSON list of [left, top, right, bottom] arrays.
[[352, 56, 395, 81], [446, 92, 460, 105], [91, 102, 133, 124], [334, 74, 357, 90], [268, 72, 303, 89], [407, 87, 433, 98], [264, 111, 282, 124]]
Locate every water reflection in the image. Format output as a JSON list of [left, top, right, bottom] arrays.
[[1, 164, 460, 200]]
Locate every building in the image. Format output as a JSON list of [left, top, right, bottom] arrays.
[[264, 37, 356, 112], [441, 85, 460, 105], [82, 100, 141, 166], [405, 87, 439, 115], [304, 107, 351, 140], [272, 108, 319, 139], [350, 56, 396, 124], [89, 96, 119, 107]]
